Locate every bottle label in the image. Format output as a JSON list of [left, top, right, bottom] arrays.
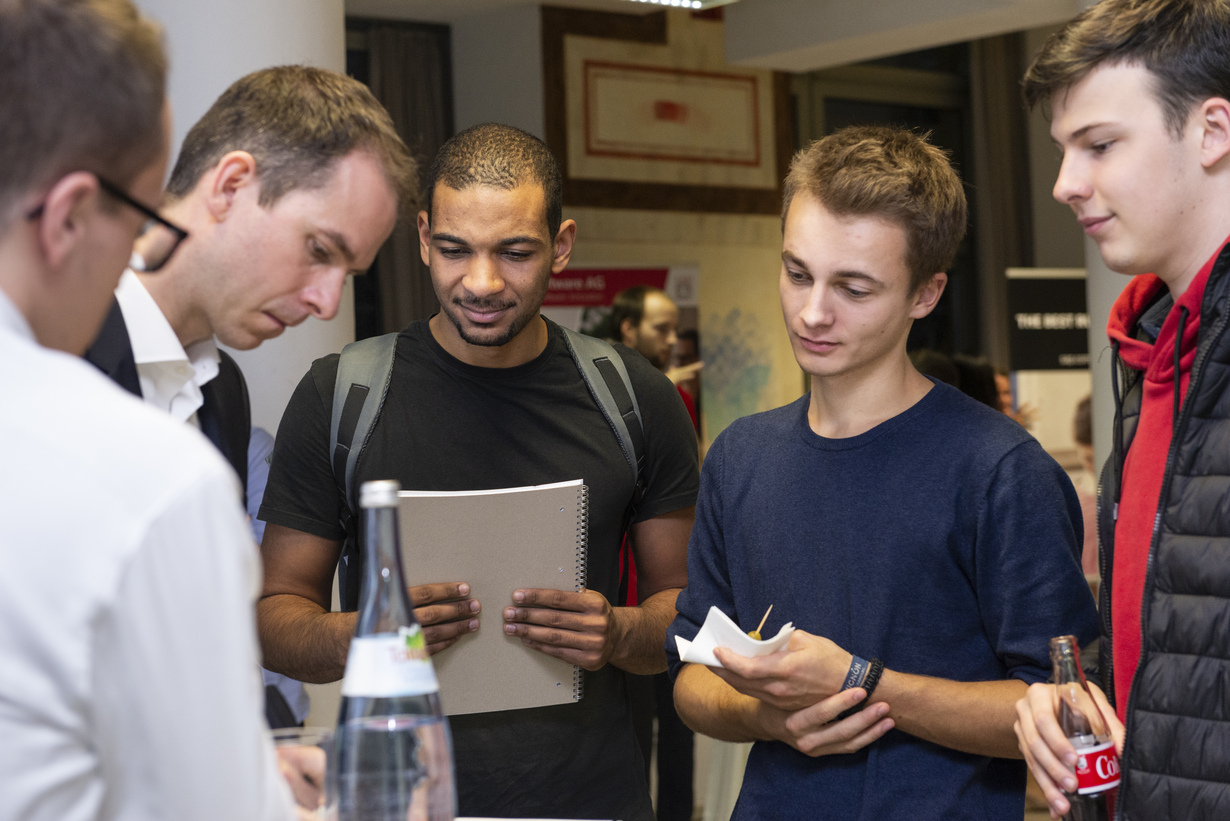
[[341, 626, 440, 697], [1073, 740, 1120, 794]]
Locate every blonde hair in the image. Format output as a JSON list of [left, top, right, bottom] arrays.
[[783, 126, 967, 293]]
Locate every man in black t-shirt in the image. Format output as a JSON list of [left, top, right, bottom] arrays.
[[257, 124, 699, 820]]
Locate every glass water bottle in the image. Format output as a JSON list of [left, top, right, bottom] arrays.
[[334, 480, 456, 821]]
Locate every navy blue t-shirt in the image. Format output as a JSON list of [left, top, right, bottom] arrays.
[[667, 382, 1099, 821]]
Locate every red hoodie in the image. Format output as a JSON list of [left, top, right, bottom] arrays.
[[1104, 244, 1221, 723]]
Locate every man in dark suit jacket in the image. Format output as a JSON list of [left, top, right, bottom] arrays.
[[83, 64, 417, 728]]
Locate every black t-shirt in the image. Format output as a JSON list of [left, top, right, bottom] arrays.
[[260, 318, 699, 820]]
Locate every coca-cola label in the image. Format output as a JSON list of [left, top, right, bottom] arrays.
[[1073, 740, 1120, 794], [341, 626, 439, 697]]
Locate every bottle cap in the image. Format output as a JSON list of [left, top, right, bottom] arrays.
[[359, 479, 401, 509]]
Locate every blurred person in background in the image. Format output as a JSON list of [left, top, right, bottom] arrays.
[[613, 284, 701, 432], [611, 284, 699, 821], [673, 327, 703, 414], [909, 347, 960, 388], [995, 369, 1035, 429], [952, 353, 1001, 410], [1072, 395, 1099, 578]]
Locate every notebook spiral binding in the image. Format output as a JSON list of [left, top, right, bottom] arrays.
[[574, 484, 589, 591], [573, 484, 589, 701]]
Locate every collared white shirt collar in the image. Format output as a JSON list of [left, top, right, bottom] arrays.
[[114, 269, 220, 426], [0, 287, 35, 343]]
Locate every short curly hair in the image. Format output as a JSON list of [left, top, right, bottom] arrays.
[[424, 123, 563, 238]]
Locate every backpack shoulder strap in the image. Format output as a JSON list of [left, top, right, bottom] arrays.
[[560, 327, 645, 520], [330, 327, 645, 526], [329, 332, 399, 515]]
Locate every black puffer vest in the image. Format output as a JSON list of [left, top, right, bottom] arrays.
[[1096, 245, 1230, 819]]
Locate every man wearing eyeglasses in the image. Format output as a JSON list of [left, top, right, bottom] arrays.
[[0, 2, 305, 819], [85, 65, 413, 502]]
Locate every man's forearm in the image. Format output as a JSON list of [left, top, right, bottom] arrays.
[[257, 595, 356, 684], [876, 670, 1026, 758], [674, 662, 773, 742], [675, 660, 1024, 757], [607, 588, 681, 675]]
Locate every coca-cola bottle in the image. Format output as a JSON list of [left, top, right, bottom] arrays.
[[1050, 635, 1119, 821], [334, 480, 456, 821]]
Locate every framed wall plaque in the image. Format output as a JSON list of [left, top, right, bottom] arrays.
[[543, 7, 792, 215]]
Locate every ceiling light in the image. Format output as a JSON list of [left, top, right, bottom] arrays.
[[619, 0, 741, 10]]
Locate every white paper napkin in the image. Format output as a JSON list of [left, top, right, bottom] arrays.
[[674, 605, 795, 668]]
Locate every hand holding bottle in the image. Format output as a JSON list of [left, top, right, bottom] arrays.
[[1014, 637, 1124, 820]]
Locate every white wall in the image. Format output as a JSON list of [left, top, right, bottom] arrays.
[[451, 4, 546, 138], [724, 0, 1079, 72], [137, 0, 355, 434]]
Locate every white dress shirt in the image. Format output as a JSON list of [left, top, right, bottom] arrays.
[[114, 269, 219, 426], [117, 272, 314, 724], [0, 289, 293, 821]]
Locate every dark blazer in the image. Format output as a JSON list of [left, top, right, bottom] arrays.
[[84, 300, 250, 498]]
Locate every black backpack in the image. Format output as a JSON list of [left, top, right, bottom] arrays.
[[327, 327, 645, 610]]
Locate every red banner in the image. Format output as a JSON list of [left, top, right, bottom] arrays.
[[544, 267, 669, 307]]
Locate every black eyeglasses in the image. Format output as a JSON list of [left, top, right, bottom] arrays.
[[26, 173, 189, 272]]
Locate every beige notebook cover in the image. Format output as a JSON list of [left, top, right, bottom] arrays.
[[396, 480, 588, 716]]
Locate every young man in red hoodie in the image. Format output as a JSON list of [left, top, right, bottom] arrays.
[[1014, 2, 1230, 818]]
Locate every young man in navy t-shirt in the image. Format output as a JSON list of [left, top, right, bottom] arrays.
[[666, 126, 1098, 821]]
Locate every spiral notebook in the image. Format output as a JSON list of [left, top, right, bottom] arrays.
[[396, 479, 588, 716]]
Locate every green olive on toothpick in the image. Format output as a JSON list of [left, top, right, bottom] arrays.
[[747, 604, 773, 641]]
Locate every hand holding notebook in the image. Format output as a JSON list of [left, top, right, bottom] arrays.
[[502, 586, 614, 672], [397, 480, 589, 716], [408, 580, 480, 655]]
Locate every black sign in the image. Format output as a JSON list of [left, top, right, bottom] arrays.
[[1006, 277, 1089, 370]]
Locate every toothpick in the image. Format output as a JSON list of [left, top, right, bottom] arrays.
[[754, 604, 773, 635]]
